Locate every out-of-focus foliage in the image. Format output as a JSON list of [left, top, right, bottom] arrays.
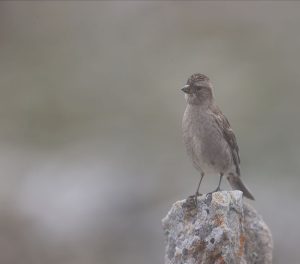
[[0, 2, 300, 264]]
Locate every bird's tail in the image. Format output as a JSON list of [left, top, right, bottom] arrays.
[[227, 174, 255, 200]]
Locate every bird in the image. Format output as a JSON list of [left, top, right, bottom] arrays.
[[181, 73, 254, 200]]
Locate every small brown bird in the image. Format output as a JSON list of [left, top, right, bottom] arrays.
[[181, 73, 254, 200]]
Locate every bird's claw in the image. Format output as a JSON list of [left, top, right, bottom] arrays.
[[207, 187, 222, 195], [187, 192, 202, 206]]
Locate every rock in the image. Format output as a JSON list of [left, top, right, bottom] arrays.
[[162, 191, 273, 264]]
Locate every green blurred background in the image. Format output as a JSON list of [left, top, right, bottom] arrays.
[[0, 1, 300, 263]]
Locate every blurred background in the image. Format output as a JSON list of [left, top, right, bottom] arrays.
[[0, 1, 300, 264]]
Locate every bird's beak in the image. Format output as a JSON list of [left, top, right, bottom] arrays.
[[181, 85, 192, 94]]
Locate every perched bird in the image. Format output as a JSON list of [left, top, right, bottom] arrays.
[[181, 73, 254, 200]]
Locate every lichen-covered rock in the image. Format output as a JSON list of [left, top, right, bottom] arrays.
[[242, 202, 273, 264], [162, 191, 272, 264]]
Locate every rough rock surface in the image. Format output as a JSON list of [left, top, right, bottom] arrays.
[[162, 191, 273, 264]]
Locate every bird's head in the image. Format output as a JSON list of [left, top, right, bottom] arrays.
[[181, 73, 214, 105]]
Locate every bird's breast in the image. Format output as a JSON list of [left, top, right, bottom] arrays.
[[182, 105, 232, 174]]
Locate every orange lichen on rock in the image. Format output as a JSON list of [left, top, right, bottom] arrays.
[[214, 213, 225, 227], [238, 233, 246, 257]]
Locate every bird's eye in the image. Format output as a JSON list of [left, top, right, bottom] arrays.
[[194, 84, 203, 90]]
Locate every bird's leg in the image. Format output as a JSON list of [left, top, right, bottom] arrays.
[[209, 173, 223, 193], [195, 172, 204, 197], [187, 172, 204, 206], [216, 173, 223, 191]]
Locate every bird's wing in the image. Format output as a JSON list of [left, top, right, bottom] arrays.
[[209, 105, 241, 176]]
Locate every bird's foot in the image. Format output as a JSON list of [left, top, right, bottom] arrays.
[[207, 187, 222, 196], [187, 192, 202, 206]]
